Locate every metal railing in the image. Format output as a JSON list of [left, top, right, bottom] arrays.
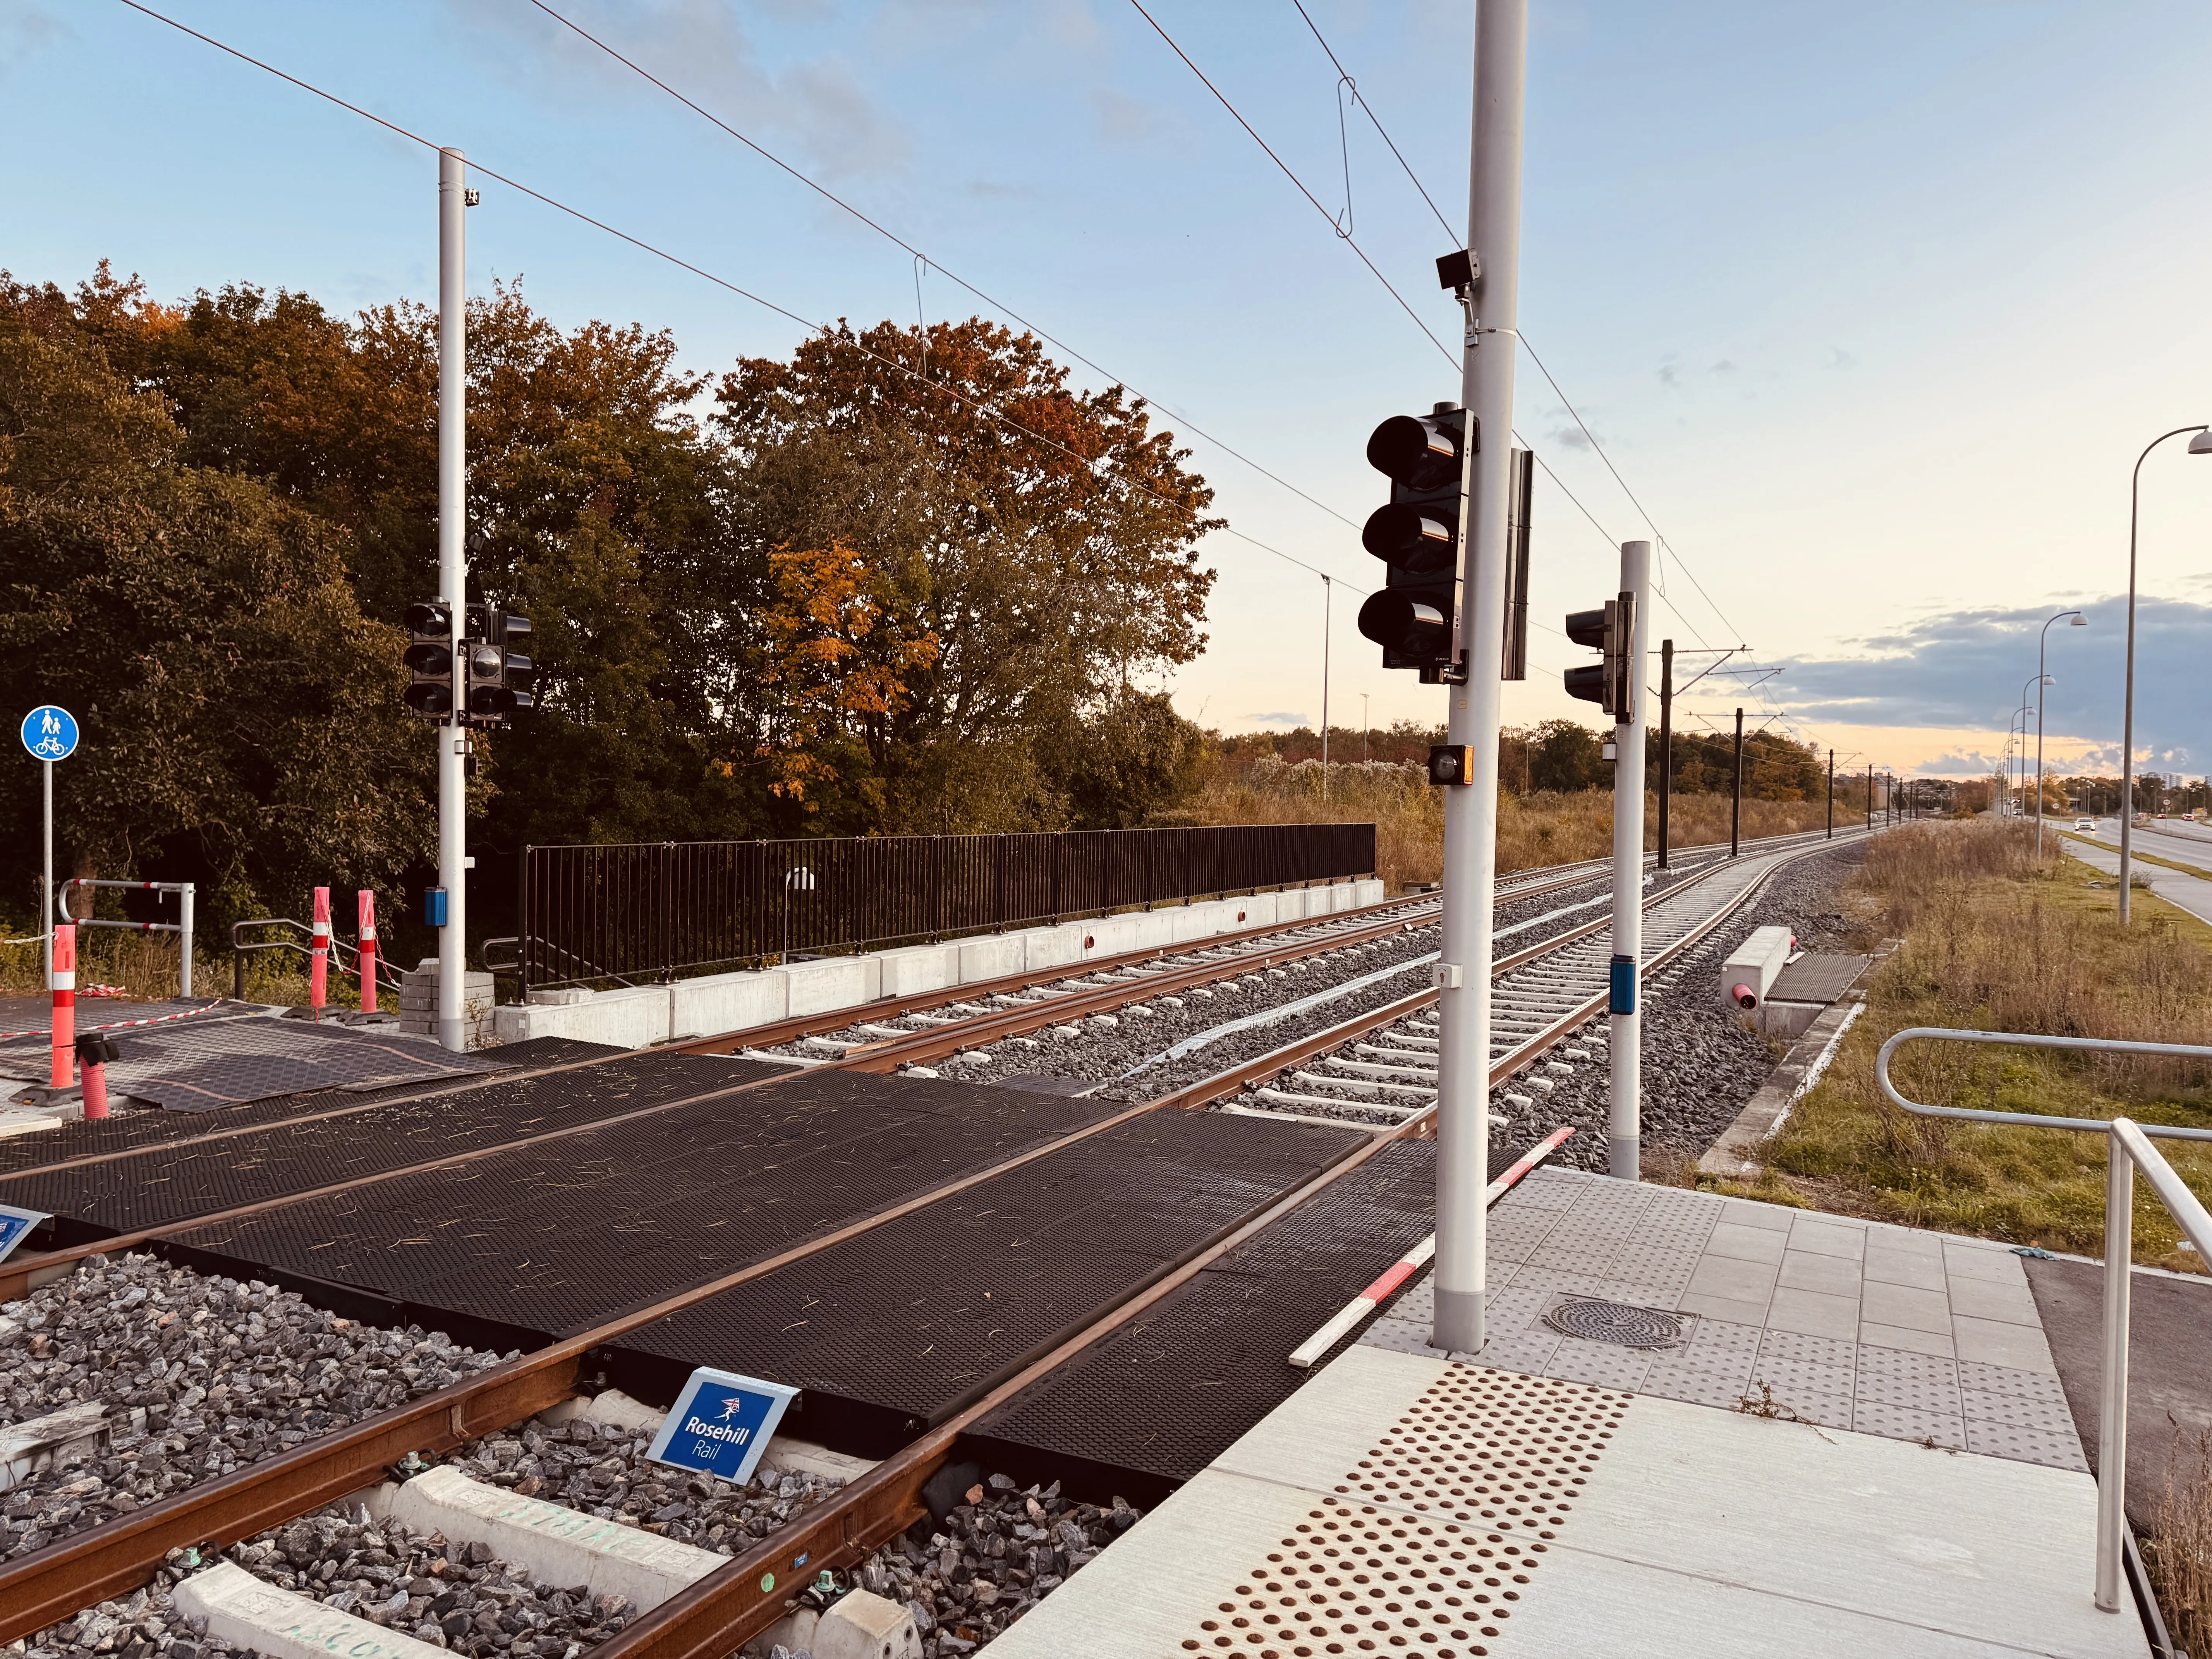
[[231, 917, 406, 1002], [515, 823, 1377, 991], [58, 879, 195, 997], [1877, 1025, 2212, 1628]]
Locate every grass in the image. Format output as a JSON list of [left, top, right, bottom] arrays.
[[1721, 819, 2212, 1274], [0, 919, 325, 1008], [1182, 755, 1866, 893], [2148, 1430, 2212, 1657]]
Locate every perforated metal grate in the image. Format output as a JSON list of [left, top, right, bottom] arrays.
[[1176, 1366, 1627, 1658]]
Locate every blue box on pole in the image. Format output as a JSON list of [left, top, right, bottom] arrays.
[[1609, 954, 1636, 1015], [424, 887, 448, 929]]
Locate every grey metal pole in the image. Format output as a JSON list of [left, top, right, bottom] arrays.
[[1729, 708, 1743, 857], [179, 883, 194, 999], [2121, 429, 2208, 921], [1431, 0, 1527, 1359], [437, 148, 470, 1051], [1609, 542, 1650, 1181], [41, 758, 52, 991], [1656, 639, 1673, 869], [2094, 1127, 2133, 1612], [1826, 749, 1834, 838], [1320, 577, 1331, 800]]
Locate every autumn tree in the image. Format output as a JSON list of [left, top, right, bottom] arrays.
[[714, 318, 1218, 832]]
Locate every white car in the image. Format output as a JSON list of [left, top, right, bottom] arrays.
[[2075, 818, 2096, 831]]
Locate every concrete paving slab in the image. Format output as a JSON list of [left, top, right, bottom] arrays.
[[1765, 1285, 1860, 1340], [1862, 1319, 1958, 1358], [992, 1349, 2137, 1658], [1777, 1249, 1864, 1296], [1702, 1220, 1788, 1264], [1866, 1245, 1951, 1290]]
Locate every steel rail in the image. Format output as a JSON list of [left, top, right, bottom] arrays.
[[2, 827, 1861, 1642], [587, 835, 1858, 1659]]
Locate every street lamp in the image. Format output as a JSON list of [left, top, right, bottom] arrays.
[[2034, 611, 2084, 858], [2018, 675, 2046, 821], [2120, 425, 2212, 922]]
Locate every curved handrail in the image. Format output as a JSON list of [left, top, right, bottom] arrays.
[[1875, 1025, 2212, 1142]]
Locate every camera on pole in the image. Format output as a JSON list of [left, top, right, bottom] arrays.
[[402, 601, 456, 720], [1356, 403, 1474, 682], [1563, 594, 1635, 722]]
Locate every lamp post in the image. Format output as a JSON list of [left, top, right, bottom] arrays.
[[2035, 611, 2084, 858], [2120, 426, 2212, 921], [2017, 675, 2044, 821]]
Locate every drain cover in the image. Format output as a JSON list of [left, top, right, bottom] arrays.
[[1541, 1295, 1690, 1350]]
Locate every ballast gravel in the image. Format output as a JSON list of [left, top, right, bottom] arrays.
[[1506, 840, 1868, 1173], [1, 1253, 510, 1566]]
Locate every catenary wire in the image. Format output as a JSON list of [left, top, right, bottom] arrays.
[[524, 0, 1369, 542], [108, 0, 1366, 595]]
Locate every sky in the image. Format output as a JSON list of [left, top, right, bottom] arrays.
[[4, 0, 2211, 780]]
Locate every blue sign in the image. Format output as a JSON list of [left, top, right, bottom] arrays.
[[0, 1203, 50, 1264], [644, 1367, 799, 1485], [20, 706, 78, 763]]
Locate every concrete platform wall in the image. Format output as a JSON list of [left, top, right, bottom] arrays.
[[493, 878, 1384, 1050]]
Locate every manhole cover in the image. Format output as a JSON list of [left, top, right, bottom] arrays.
[[1541, 1295, 1690, 1350]]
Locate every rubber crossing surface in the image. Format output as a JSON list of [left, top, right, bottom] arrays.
[[161, 1070, 1133, 1343], [610, 1109, 1370, 1449], [0, 1046, 783, 1243], [969, 1138, 1436, 1494]]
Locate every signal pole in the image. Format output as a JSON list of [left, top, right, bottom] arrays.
[[437, 149, 470, 1053], [1430, 0, 1527, 1358], [1656, 640, 1674, 869], [1608, 543, 1650, 1180], [1730, 708, 1744, 856], [1827, 749, 1835, 838]]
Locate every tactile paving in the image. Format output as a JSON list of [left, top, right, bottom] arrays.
[[1173, 1367, 1624, 1659]]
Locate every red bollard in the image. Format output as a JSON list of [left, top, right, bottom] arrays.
[[309, 886, 330, 1022], [50, 923, 75, 1090], [357, 889, 378, 1015], [76, 1032, 118, 1120]]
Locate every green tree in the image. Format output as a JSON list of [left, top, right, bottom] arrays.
[[1528, 719, 1607, 792]]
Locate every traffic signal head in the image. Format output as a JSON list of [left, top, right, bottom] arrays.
[[462, 605, 534, 723], [1562, 596, 1635, 721], [402, 600, 455, 720], [1358, 403, 1474, 679]]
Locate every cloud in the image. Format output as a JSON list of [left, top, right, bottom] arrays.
[[1777, 595, 2212, 769], [1245, 711, 1312, 728], [1826, 345, 1856, 370], [0, 0, 68, 74], [1093, 86, 1166, 145], [444, 0, 910, 183]]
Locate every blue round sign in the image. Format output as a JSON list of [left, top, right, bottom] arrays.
[[20, 706, 78, 763]]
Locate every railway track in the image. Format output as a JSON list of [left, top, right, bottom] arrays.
[[2, 823, 1868, 1651]]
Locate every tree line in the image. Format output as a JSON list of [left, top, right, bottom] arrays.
[[0, 265, 1219, 942]]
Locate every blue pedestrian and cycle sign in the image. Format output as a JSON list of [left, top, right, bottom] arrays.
[[21, 706, 78, 763], [0, 1203, 52, 1265], [644, 1366, 799, 1485]]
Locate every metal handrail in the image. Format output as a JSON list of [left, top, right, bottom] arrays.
[[230, 917, 405, 1001], [1875, 1025, 2212, 1619], [58, 878, 196, 997]]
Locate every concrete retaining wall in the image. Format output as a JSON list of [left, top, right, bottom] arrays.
[[492, 878, 1385, 1050]]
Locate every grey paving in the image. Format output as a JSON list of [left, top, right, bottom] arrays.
[[1360, 1166, 2088, 1472]]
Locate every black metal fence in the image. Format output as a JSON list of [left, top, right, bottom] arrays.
[[514, 823, 1376, 991]]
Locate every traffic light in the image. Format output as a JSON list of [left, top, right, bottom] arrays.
[[462, 604, 534, 724], [1563, 594, 1635, 721], [402, 601, 455, 720], [1357, 402, 1474, 681]]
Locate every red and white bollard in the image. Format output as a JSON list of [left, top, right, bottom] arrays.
[[356, 889, 378, 1015], [76, 1031, 118, 1120], [309, 886, 330, 1022], [50, 922, 75, 1089]]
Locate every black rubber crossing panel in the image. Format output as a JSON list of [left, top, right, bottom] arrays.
[[607, 1111, 1370, 1453], [0, 1048, 782, 1240], [160, 1071, 1129, 1342], [0, 1037, 620, 1177], [967, 1139, 1436, 1496]]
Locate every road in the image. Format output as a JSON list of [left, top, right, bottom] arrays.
[[2058, 814, 2212, 926]]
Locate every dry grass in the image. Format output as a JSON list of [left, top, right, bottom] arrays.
[[1741, 819, 2212, 1271], [1183, 756, 1865, 892], [2148, 1429, 2212, 1656], [0, 923, 323, 1008]]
